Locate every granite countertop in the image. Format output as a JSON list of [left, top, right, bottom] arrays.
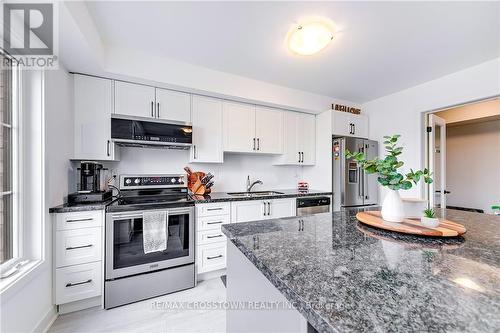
[[49, 199, 116, 213], [191, 189, 332, 203], [222, 208, 500, 332]]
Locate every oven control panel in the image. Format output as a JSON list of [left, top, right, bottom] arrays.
[[120, 174, 186, 189]]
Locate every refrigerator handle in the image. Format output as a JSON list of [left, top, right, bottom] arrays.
[[358, 166, 363, 199]]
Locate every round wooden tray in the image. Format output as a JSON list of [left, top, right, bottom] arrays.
[[356, 211, 466, 237]]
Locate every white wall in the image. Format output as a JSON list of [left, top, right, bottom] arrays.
[[446, 120, 500, 213], [110, 148, 303, 193], [1, 67, 73, 333], [363, 57, 500, 200]]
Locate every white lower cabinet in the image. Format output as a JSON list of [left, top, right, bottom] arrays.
[[54, 210, 104, 311], [231, 198, 296, 223], [196, 242, 227, 274]]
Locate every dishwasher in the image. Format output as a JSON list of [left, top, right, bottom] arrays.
[[296, 196, 331, 216]]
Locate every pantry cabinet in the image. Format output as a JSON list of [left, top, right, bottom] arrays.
[[231, 198, 296, 223], [275, 112, 315, 165], [114, 81, 156, 118], [73, 74, 119, 161], [332, 111, 368, 138], [190, 96, 223, 163], [155, 88, 191, 122], [223, 101, 283, 154]]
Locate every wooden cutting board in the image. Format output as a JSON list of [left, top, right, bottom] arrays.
[[356, 211, 466, 237]]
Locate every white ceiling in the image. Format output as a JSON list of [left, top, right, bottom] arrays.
[[85, 1, 500, 103]]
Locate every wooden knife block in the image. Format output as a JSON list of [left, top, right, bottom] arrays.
[[187, 171, 211, 195]]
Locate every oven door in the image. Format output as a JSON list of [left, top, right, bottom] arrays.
[[105, 206, 194, 280]]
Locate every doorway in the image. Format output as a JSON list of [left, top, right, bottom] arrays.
[[425, 97, 500, 214]]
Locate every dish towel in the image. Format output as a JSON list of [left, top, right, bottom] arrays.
[[143, 211, 168, 254]]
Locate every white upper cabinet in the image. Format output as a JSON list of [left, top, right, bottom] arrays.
[[190, 96, 223, 163], [275, 112, 315, 165], [74, 75, 119, 161], [155, 88, 191, 122], [255, 107, 283, 154], [114, 81, 156, 118], [332, 111, 368, 138], [223, 101, 256, 153]]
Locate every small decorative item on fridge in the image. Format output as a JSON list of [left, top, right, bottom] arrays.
[[184, 166, 214, 195], [298, 181, 309, 192]]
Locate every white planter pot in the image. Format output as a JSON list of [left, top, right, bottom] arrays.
[[381, 190, 405, 222], [421, 217, 440, 228]]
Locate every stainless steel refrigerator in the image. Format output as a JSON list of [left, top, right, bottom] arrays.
[[333, 137, 379, 211]]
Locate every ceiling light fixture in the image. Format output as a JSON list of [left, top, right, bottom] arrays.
[[286, 18, 335, 56]]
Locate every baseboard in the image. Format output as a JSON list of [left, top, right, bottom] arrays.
[[197, 268, 226, 282], [33, 305, 57, 333], [57, 296, 101, 314]]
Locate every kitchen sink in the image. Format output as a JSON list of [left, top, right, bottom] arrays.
[[227, 191, 284, 197]]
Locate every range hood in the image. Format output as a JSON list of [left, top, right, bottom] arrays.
[[111, 115, 192, 150]]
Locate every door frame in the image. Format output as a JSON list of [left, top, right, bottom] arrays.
[[420, 95, 500, 204]]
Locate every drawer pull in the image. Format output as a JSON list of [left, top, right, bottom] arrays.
[[206, 208, 223, 211], [207, 255, 223, 260], [66, 279, 92, 288], [66, 244, 93, 251], [207, 234, 223, 239], [66, 218, 93, 223], [207, 221, 223, 225]]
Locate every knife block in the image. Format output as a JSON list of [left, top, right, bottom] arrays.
[[187, 171, 211, 195]]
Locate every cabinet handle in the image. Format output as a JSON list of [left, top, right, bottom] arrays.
[[257, 138, 260, 151], [301, 152, 304, 163], [353, 124, 355, 135], [151, 101, 154, 117], [268, 201, 271, 216], [207, 221, 223, 225], [207, 234, 223, 239], [298, 152, 301, 163], [193, 145, 197, 159], [66, 279, 92, 288], [66, 218, 93, 223], [107, 140, 110, 157], [253, 138, 256, 151], [207, 207, 223, 211], [157, 102, 160, 118], [207, 255, 223, 260], [66, 244, 93, 251]]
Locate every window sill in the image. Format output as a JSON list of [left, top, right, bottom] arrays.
[[0, 259, 44, 299]]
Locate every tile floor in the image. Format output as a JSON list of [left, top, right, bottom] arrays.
[[48, 278, 226, 333]]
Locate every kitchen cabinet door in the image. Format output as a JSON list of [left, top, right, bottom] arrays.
[[269, 198, 296, 219], [231, 200, 266, 223], [223, 101, 256, 153], [74, 75, 119, 161], [190, 96, 223, 163], [298, 113, 316, 165], [255, 107, 283, 154], [332, 111, 353, 137], [275, 112, 300, 165], [155, 88, 191, 122], [351, 114, 368, 138], [114, 81, 156, 118]]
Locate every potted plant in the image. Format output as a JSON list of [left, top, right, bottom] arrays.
[[421, 208, 440, 228], [347, 134, 433, 222]]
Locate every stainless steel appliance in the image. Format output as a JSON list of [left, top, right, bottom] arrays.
[[68, 161, 112, 204], [105, 174, 195, 309], [333, 137, 379, 210], [111, 114, 192, 150], [297, 196, 331, 216]]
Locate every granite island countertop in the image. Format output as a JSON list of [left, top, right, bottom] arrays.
[[222, 208, 500, 332]]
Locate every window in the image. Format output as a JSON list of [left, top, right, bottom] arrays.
[[0, 51, 20, 271]]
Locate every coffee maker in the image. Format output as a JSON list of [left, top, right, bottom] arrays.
[[68, 161, 112, 204]]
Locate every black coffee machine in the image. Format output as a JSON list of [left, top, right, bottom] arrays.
[[68, 161, 112, 204]]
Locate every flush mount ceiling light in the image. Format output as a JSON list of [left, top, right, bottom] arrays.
[[286, 18, 335, 56]]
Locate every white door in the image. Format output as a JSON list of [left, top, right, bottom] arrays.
[[74, 75, 118, 160], [155, 88, 191, 122], [190, 96, 223, 163], [114, 81, 156, 118], [223, 101, 256, 153], [298, 113, 316, 165], [428, 114, 447, 209], [269, 198, 296, 219], [231, 200, 265, 223], [332, 111, 353, 137], [255, 106, 283, 154]]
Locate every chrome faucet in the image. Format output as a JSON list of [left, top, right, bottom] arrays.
[[246, 175, 263, 192]]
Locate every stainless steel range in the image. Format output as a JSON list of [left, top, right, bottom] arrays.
[[104, 174, 195, 309]]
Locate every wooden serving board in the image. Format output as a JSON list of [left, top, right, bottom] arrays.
[[356, 211, 466, 237]]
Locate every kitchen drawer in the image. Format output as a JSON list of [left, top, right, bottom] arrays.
[[196, 229, 226, 245], [196, 214, 230, 231], [195, 202, 230, 217], [55, 227, 102, 268], [55, 211, 103, 231], [55, 262, 102, 305], [196, 243, 226, 274]]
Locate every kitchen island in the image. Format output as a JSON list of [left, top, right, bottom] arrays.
[[222, 209, 500, 333]]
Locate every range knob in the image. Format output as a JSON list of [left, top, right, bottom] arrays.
[[134, 178, 141, 184], [171, 178, 176, 183], [178, 178, 183, 183], [125, 179, 132, 184]]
